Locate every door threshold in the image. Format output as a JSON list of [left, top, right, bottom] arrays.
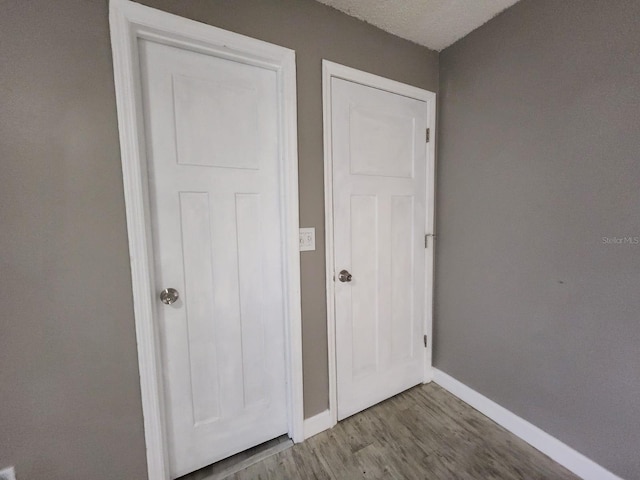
[[177, 435, 293, 480]]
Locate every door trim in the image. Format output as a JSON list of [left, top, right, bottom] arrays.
[[109, 2, 304, 478], [322, 60, 437, 428]]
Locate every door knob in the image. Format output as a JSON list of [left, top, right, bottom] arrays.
[[338, 270, 353, 282], [160, 288, 180, 305]]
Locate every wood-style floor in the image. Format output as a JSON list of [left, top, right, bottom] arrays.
[[224, 383, 579, 480]]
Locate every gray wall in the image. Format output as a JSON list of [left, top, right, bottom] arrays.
[[436, 1, 640, 478], [0, 1, 147, 479], [0, 0, 437, 478]]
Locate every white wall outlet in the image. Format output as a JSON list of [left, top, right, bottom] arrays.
[[0, 466, 16, 480], [299, 227, 315, 251]]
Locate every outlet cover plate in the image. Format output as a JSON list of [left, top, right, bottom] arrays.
[[299, 227, 315, 251], [0, 466, 16, 480]]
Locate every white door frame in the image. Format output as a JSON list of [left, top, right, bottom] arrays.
[[322, 60, 437, 428], [109, 2, 304, 478]]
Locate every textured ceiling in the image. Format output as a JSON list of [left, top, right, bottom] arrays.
[[315, 0, 520, 51]]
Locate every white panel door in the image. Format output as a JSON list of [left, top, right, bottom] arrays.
[[139, 39, 288, 478], [332, 77, 427, 420]]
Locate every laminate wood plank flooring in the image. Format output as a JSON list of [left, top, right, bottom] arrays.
[[200, 383, 580, 479]]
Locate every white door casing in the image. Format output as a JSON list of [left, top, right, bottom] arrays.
[[109, 2, 303, 479], [323, 61, 436, 424]]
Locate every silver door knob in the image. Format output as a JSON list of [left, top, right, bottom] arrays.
[[338, 270, 353, 282], [160, 288, 179, 305]]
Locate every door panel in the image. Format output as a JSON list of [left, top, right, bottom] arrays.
[[349, 105, 415, 178], [172, 75, 259, 169], [179, 191, 220, 424], [350, 194, 378, 377], [332, 77, 427, 420], [390, 195, 415, 362], [139, 39, 288, 478]]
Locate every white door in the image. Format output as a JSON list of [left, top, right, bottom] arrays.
[[331, 77, 429, 420], [139, 39, 289, 478]]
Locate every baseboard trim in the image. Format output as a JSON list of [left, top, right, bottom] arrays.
[[423, 367, 434, 384], [433, 369, 623, 480], [303, 409, 333, 440]]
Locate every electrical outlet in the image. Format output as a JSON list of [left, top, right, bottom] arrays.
[[0, 466, 16, 480], [299, 227, 315, 251]]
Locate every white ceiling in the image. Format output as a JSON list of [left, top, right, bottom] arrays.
[[315, 0, 520, 51]]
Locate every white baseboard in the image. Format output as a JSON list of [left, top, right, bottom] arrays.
[[433, 369, 623, 480], [303, 409, 333, 440]]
